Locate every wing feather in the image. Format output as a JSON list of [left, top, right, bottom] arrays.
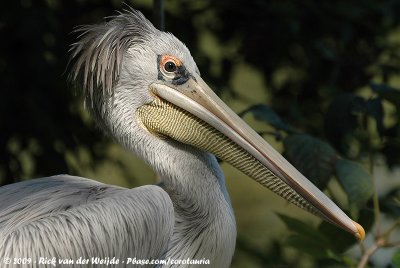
[[0, 175, 174, 267]]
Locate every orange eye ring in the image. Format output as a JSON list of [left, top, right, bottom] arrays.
[[160, 55, 182, 74]]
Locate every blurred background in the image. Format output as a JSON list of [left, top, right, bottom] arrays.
[[1, 0, 400, 267]]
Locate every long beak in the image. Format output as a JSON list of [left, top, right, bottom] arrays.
[[136, 74, 365, 240]]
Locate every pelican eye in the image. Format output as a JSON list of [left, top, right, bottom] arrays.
[[164, 61, 177, 73], [158, 55, 185, 83]]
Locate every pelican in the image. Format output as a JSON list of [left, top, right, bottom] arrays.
[[0, 8, 364, 267]]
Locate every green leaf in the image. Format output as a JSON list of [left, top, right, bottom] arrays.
[[284, 234, 328, 258], [366, 98, 384, 137], [277, 214, 330, 257], [317, 221, 357, 253], [244, 104, 294, 132], [283, 134, 337, 189], [324, 93, 365, 150], [371, 83, 400, 106], [277, 213, 329, 243], [335, 159, 373, 215], [380, 187, 400, 217], [392, 249, 400, 268]]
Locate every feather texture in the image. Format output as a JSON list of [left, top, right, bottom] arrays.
[[69, 9, 158, 104], [0, 175, 174, 267]]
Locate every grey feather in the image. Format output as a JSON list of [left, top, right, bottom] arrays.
[[69, 8, 158, 104], [0, 175, 174, 268]]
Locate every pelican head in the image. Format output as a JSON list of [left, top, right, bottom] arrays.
[[70, 9, 365, 240]]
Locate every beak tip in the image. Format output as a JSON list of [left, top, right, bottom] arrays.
[[353, 221, 365, 241]]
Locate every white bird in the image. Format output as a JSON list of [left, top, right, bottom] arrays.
[[0, 8, 365, 268]]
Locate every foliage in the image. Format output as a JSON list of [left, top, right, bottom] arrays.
[[283, 133, 337, 189], [393, 250, 400, 267], [1, 0, 400, 267]]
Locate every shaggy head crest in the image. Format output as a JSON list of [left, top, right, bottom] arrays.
[[69, 8, 159, 103]]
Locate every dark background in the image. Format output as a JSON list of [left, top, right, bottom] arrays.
[[1, 1, 400, 267]]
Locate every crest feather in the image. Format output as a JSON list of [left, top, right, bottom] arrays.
[[69, 8, 158, 102]]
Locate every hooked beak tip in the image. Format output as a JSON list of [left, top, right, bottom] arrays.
[[353, 221, 365, 241]]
